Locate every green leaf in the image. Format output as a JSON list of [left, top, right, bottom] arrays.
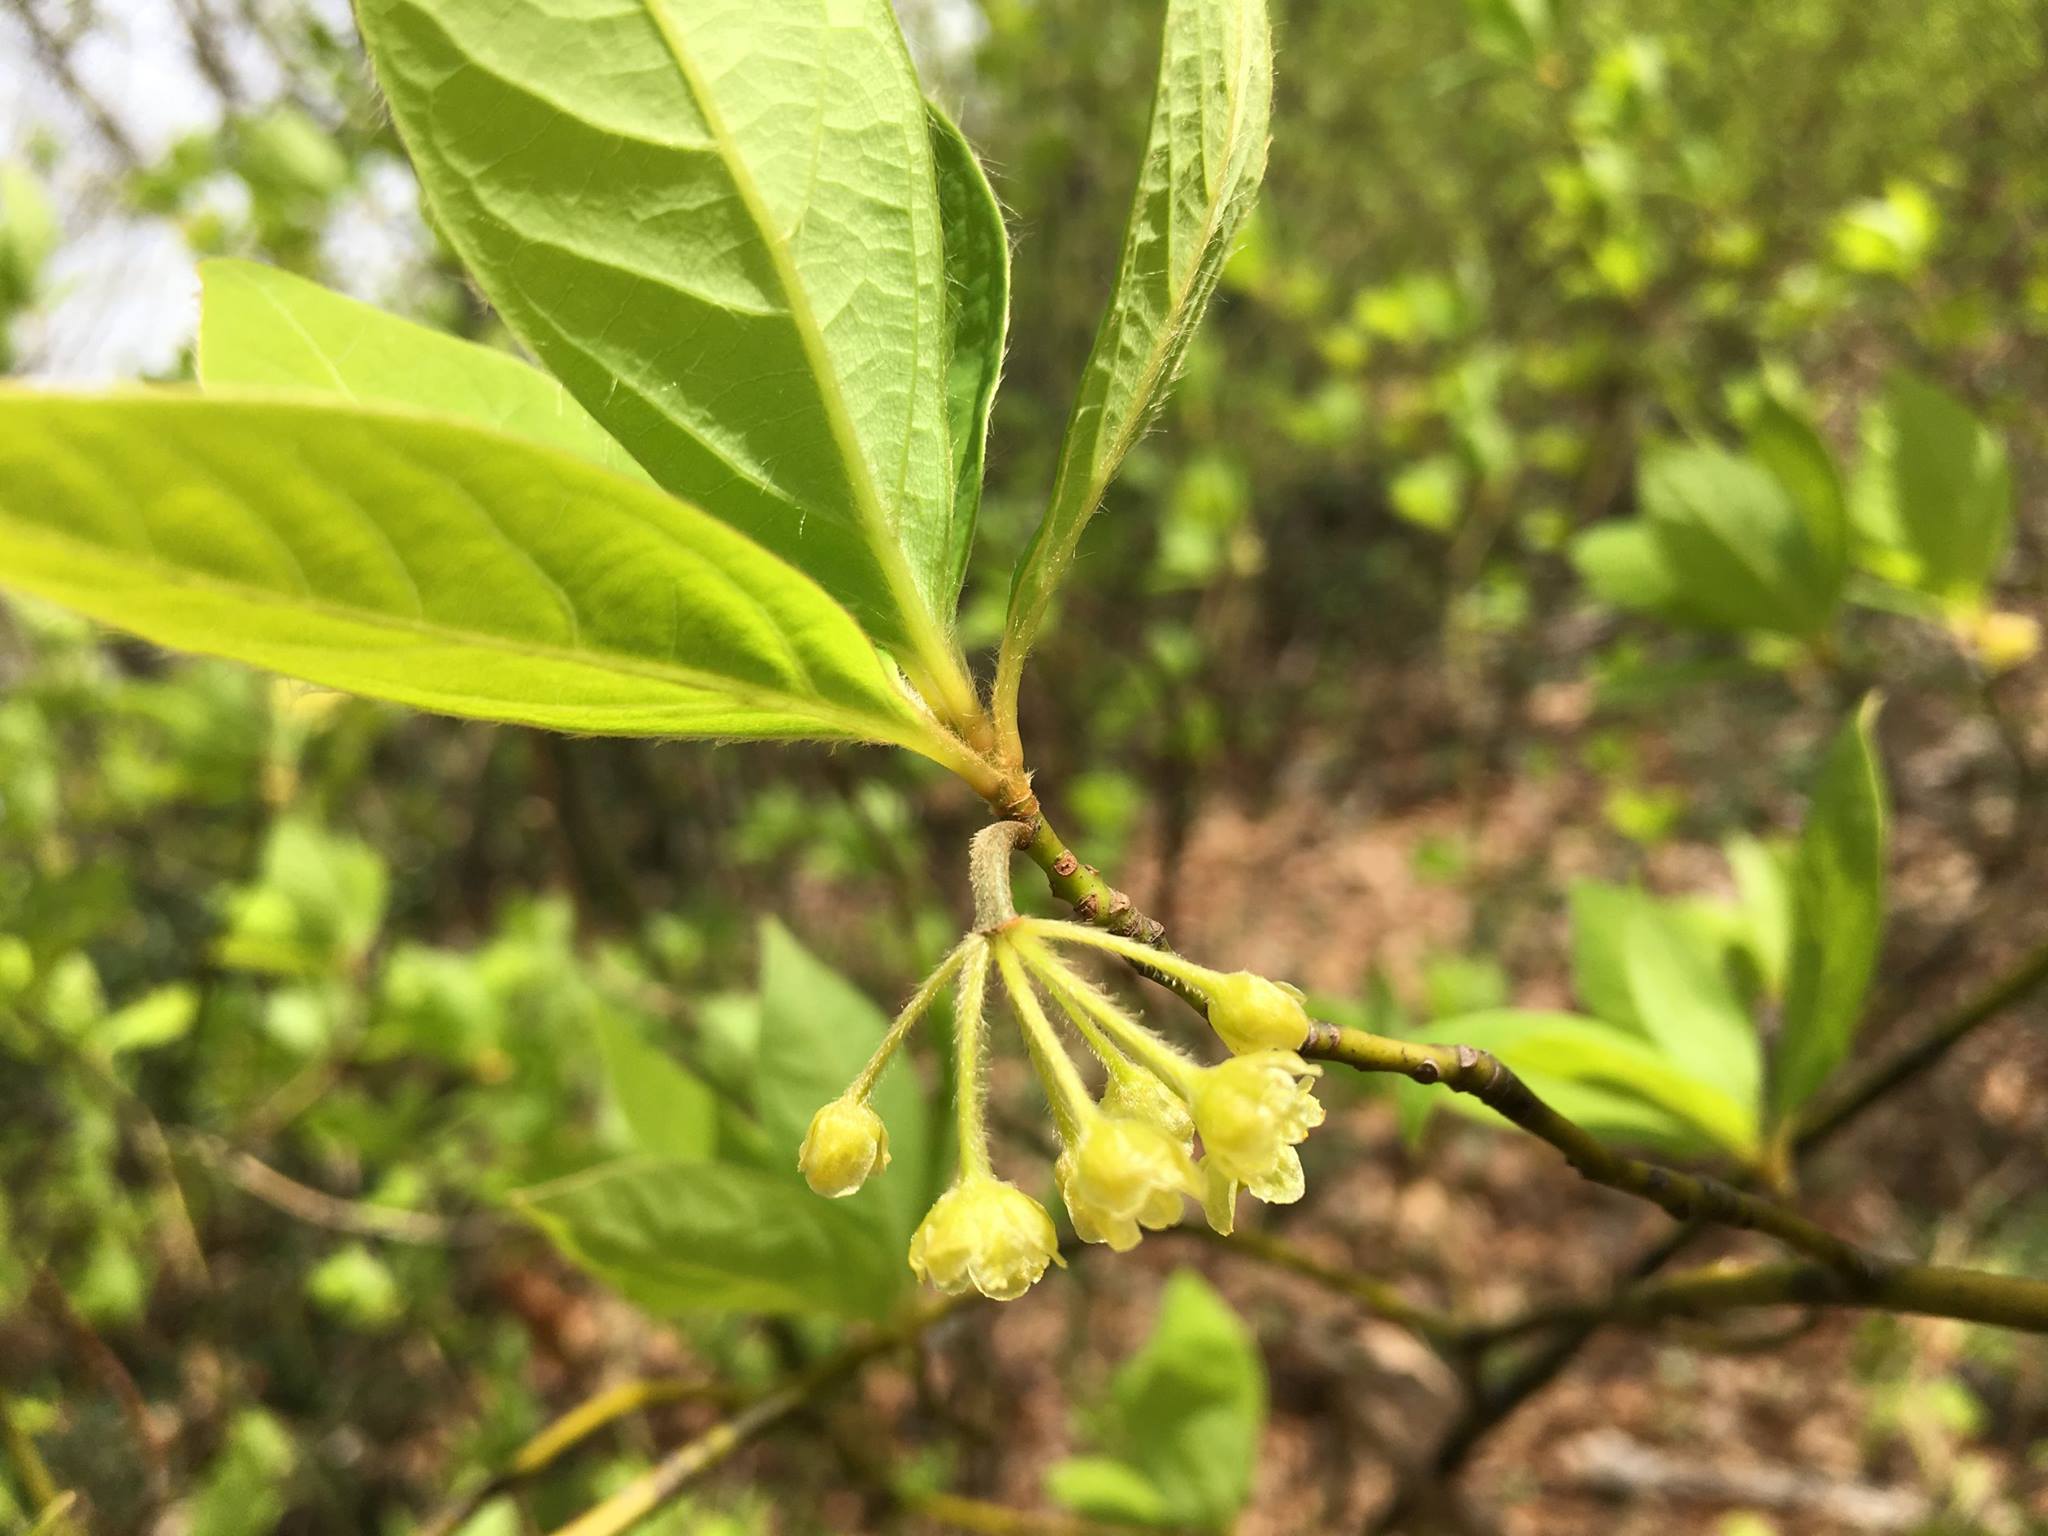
[[95, 984, 200, 1056], [756, 921, 934, 1251], [1724, 834, 1795, 1002], [1621, 898, 1762, 1111], [196, 259, 648, 483], [1746, 396, 1848, 585], [1625, 444, 1844, 636], [1882, 372, 2012, 602], [593, 1008, 718, 1163], [514, 1157, 900, 1320], [1062, 1270, 1265, 1530], [1773, 698, 1889, 1118], [927, 102, 1011, 597], [0, 392, 935, 749], [216, 817, 387, 977], [1432, 1010, 1757, 1156], [1571, 522, 1684, 616], [1045, 1457, 1172, 1525], [1568, 880, 1645, 1032], [1000, 0, 1272, 684], [357, 0, 962, 656]]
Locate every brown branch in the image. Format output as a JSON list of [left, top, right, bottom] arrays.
[[1179, 1225, 1463, 1346], [1298, 1021, 1877, 1278], [180, 1131, 502, 1247], [1468, 1257, 2048, 1346]]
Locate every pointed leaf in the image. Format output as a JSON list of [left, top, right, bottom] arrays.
[[927, 102, 1010, 597], [357, 0, 960, 653], [1000, 0, 1272, 682], [196, 258, 648, 483], [1883, 372, 2012, 601], [594, 1008, 719, 1163], [1773, 698, 1889, 1117], [0, 392, 934, 748], [515, 1157, 900, 1319]]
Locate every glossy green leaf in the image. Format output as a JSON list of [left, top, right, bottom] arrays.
[[1433, 1009, 1757, 1156], [756, 921, 934, 1250], [515, 1157, 900, 1320], [594, 1008, 718, 1163], [196, 258, 648, 483], [0, 392, 935, 750], [1773, 698, 1889, 1117], [1621, 898, 1761, 1110], [927, 102, 1010, 596], [357, 0, 961, 655], [1051, 1270, 1264, 1530], [1000, 0, 1272, 689], [1882, 372, 2012, 601]]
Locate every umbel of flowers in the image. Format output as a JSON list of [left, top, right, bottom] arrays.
[[796, 890, 1323, 1302]]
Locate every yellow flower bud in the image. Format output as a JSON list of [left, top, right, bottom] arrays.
[[1205, 971, 1312, 1054], [1190, 1051, 1323, 1205], [798, 1095, 890, 1198], [1963, 608, 2042, 674], [1057, 1115, 1201, 1251], [908, 1177, 1062, 1301]]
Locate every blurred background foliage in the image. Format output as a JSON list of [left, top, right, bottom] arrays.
[[2, 0, 2045, 1531]]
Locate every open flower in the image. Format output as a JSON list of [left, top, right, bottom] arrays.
[[1057, 1113, 1201, 1251], [1190, 1050, 1324, 1205], [1204, 971, 1312, 1055], [909, 1176, 1062, 1301], [798, 1095, 890, 1198]]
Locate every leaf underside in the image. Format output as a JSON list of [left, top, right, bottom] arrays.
[[0, 391, 920, 745]]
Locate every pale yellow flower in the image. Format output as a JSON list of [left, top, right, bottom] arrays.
[[909, 1176, 1061, 1301], [1190, 1050, 1324, 1205], [1057, 1115, 1201, 1251], [798, 1095, 891, 1198]]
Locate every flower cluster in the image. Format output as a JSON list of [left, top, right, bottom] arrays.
[[793, 901, 1324, 1302]]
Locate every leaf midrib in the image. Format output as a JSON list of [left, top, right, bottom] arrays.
[[1029, 4, 1260, 612], [0, 513, 922, 748], [634, 0, 941, 638]]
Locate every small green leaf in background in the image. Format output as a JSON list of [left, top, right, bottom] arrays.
[[1773, 697, 1889, 1119], [1568, 880, 1644, 1032], [593, 1007, 718, 1164], [756, 921, 934, 1252], [179, 1408, 297, 1536], [0, 393, 931, 751], [1000, 0, 1273, 689], [197, 259, 650, 484], [1426, 1010, 1755, 1157], [514, 1158, 900, 1321], [216, 817, 387, 977], [927, 102, 1011, 598], [306, 1243, 404, 1330], [1875, 373, 2013, 604], [357, 0, 962, 656], [1047, 1270, 1266, 1531], [93, 984, 200, 1056], [1575, 443, 1845, 638]]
